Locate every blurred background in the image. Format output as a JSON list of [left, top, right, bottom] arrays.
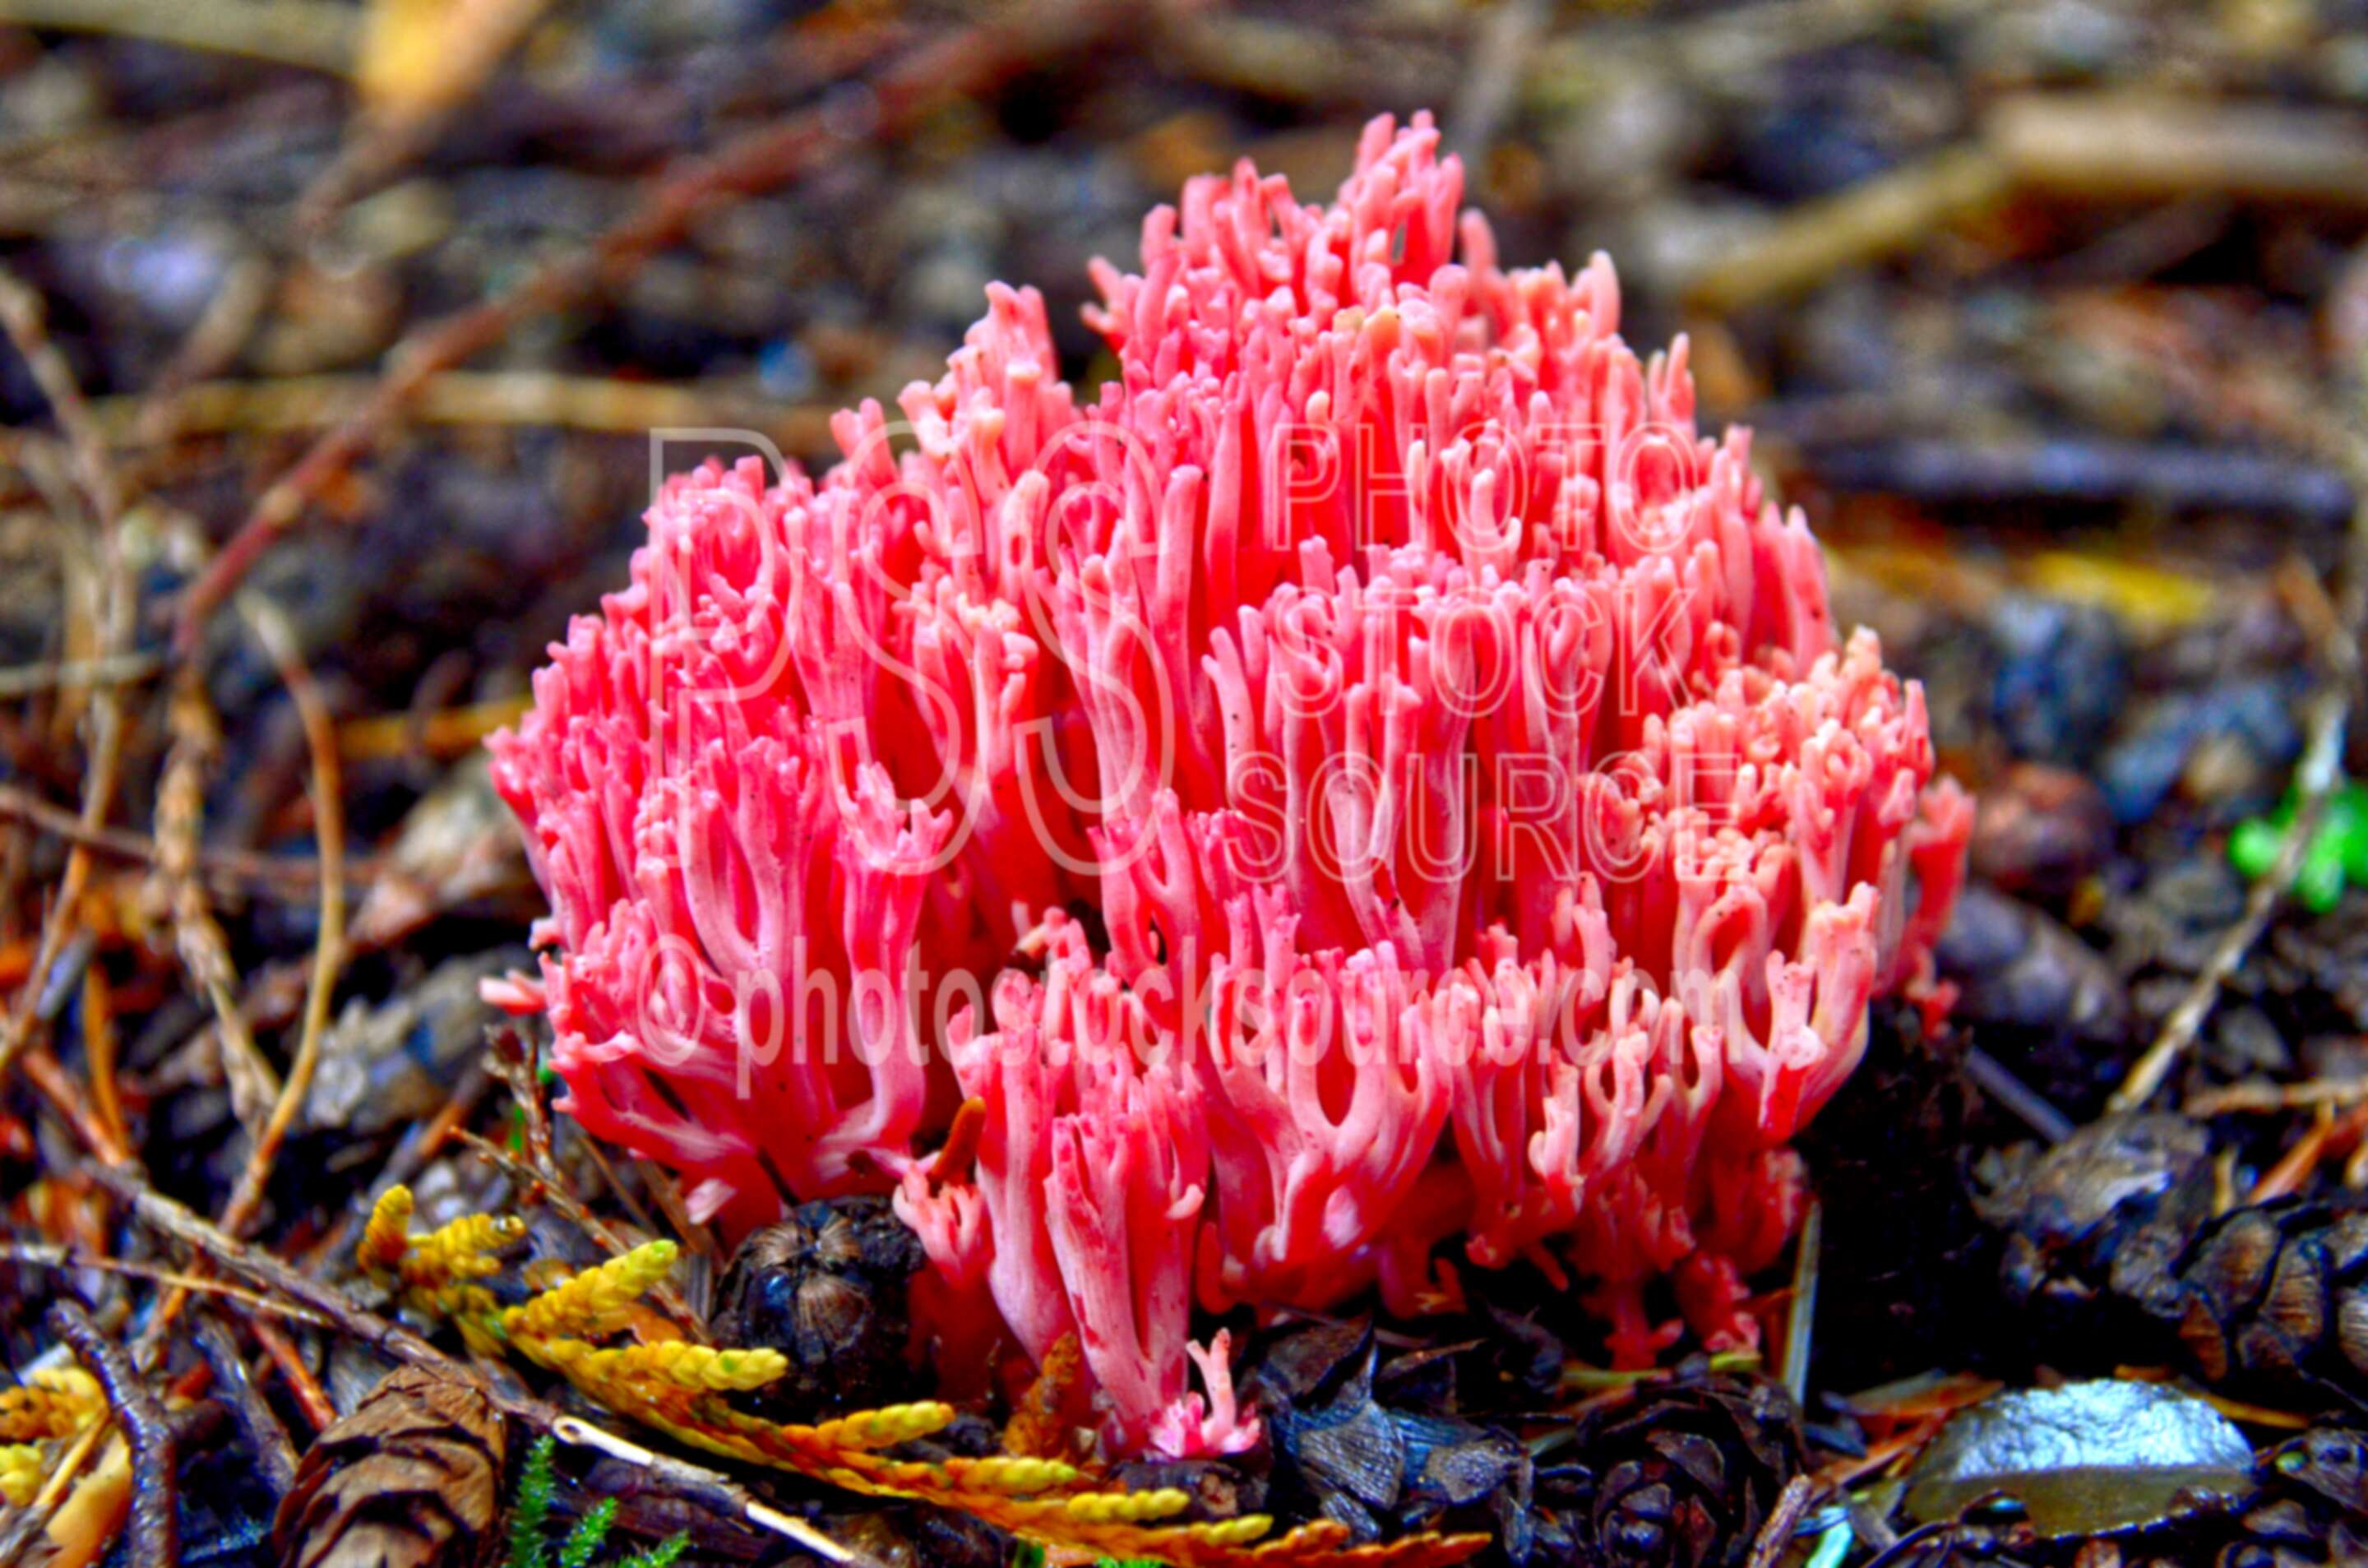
[[2, 0, 2363, 851], [7, 0, 2368, 1541]]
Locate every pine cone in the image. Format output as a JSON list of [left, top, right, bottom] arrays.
[[2218, 1428, 2368, 1566], [710, 1196, 928, 1417], [273, 1365, 504, 1568], [1973, 1112, 2218, 1371], [1551, 1367, 1806, 1568], [2142, 1199, 2368, 1407], [1980, 1117, 2368, 1413]]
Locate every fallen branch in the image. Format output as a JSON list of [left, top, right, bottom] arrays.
[[48, 1300, 175, 1568]]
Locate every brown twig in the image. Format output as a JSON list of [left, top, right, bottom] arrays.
[[21, 1045, 129, 1168], [128, 256, 276, 453], [79, 968, 125, 1155], [0, 781, 332, 896], [2109, 572, 2361, 1113], [2186, 1076, 2368, 1117], [249, 1318, 335, 1434], [296, 0, 559, 236], [190, 1316, 298, 1496], [0, 651, 161, 703], [2252, 1103, 2368, 1203], [1988, 91, 2368, 208], [0, 269, 134, 1102], [150, 673, 278, 1141], [173, 2, 1108, 648], [1745, 1474, 1816, 1568], [1684, 146, 2012, 313], [48, 1300, 175, 1568], [0, 270, 118, 527], [215, 595, 347, 1239], [89, 1160, 445, 1371], [92, 372, 837, 452], [142, 599, 349, 1360], [0, 1243, 331, 1324]]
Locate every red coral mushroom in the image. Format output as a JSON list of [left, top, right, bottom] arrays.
[[490, 111, 1971, 1452]]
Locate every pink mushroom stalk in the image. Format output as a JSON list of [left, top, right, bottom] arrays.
[[489, 112, 1972, 1455]]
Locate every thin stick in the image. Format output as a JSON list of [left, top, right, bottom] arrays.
[[21, 1045, 128, 1168], [0, 651, 162, 702], [2107, 690, 2347, 1113], [1745, 1475, 1817, 1568], [2111, 354, 2368, 1113], [220, 593, 347, 1235], [1989, 91, 2368, 208], [248, 1319, 334, 1434], [48, 1301, 174, 1568], [0, 270, 117, 526], [173, 3, 1106, 647], [2252, 1104, 2368, 1203], [143, 599, 348, 1360], [150, 673, 279, 1142], [1778, 1200, 1820, 1410], [2186, 1076, 2368, 1117], [129, 256, 276, 453], [296, 0, 559, 235], [551, 1418, 864, 1566], [0, 271, 134, 1099], [1685, 145, 2013, 312], [95, 372, 836, 451], [1963, 1044, 2075, 1144], [0, 781, 335, 895], [0, 1244, 330, 1324], [79, 968, 124, 1154]]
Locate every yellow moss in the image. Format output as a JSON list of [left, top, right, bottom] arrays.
[[948, 1454, 1077, 1493], [0, 1368, 101, 1442], [356, 1186, 414, 1273], [502, 1242, 678, 1340], [811, 1402, 955, 1450], [400, 1214, 525, 1291], [1064, 1488, 1191, 1524], [0, 1443, 43, 1507], [520, 1339, 787, 1393]]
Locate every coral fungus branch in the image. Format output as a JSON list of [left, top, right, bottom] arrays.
[[490, 110, 1971, 1447]]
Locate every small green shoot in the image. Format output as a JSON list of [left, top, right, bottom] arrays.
[[509, 1434, 689, 1568]]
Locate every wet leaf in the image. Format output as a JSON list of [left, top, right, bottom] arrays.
[[1904, 1380, 2253, 1538]]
